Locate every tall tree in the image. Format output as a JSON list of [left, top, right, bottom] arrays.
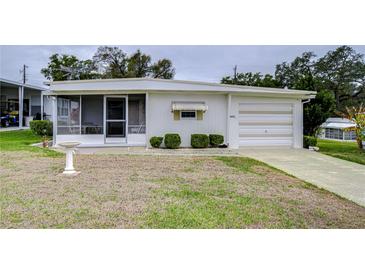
[[43, 47, 176, 81], [92, 46, 128, 78], [221, 72, 280, 87], [41, 54, 98, 81], [303, 90, 336, 136], [151, 59, 175, 79], [315, 46, 365, 108], [126, 50, 152, 78], [275, 52, 317, 90]]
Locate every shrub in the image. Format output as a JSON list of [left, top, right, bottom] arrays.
[[29, 120, 53, 136], [150, 136, 163, 148], [164, 133, 181, 149], [191, 134, 209, 148], [303, 136, 317, 148], [209, 134, 224, 147]]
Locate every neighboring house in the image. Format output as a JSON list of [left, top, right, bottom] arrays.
[[0, 78, 48, 128], [318, 118, 357, 141], [44, 78, 316, 148]]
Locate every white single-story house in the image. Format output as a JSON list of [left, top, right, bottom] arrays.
[[318, 117, 357, 141], [44, 78, 316, 149]]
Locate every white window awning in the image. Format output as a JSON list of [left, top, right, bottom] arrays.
[[171, 102, 208, 112]]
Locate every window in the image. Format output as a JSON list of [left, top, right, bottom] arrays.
[[343, 130, 356, 140], [325, 128, 343, 140], [181, 111, 197, 119]]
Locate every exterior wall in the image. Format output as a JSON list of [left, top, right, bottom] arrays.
[[148, 93, 227, 147], [228, 96, 303, 148]]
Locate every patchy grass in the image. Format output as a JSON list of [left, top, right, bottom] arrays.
[[1, 134, 364, 228], [0, 130, 61, 157], [317, 139, 365, 165]]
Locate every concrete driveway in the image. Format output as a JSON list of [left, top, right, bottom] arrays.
[[240, 149, 365, 207]]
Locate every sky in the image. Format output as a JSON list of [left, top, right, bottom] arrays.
[[1, 45, 365, 87]]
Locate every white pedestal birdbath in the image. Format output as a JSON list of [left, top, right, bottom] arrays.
[[58, 142, 81, 175]]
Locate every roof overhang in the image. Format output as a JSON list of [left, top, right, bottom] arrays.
[[323, 122, 356, 129], [46, 78, 316, 99], [0, 78, 47, 91]]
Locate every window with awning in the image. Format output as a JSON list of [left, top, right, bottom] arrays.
[[171, 102, 207, 120]]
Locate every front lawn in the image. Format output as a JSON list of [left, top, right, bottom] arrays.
[[317, 139, 365, 165], [0, 129, 61, 157], [1, 132, 364, 228]]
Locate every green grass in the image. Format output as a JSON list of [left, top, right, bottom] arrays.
[[142, 158, 309, 229], [0, 129, 61, 157], [317, 139, 365, 165], [143, 177, 301, 229]]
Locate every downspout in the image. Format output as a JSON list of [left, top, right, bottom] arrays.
[[226, 93, 231, 147], [301, 97, 314, 141]]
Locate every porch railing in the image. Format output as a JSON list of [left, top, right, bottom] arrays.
[[128, 124, 146, 134]]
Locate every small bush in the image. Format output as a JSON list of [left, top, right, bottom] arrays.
[[303, 136, 317, 148], [29, 120, 53, 136], [209, 134, 224, 147], [164, 133, 181, 149], [150, 136, 163, 148], [191, 134, 209, 148]]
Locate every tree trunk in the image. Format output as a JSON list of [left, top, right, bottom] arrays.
[[356, 137, 363, 149], [335, 91, 340, 109]]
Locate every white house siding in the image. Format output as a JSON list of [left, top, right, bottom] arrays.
[[228, 96, 303, 148], [148, 93, 227, 147]]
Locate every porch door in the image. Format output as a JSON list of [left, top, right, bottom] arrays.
[[104, 96, 127, 143]]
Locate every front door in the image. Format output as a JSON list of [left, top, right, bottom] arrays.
[[104, 96, 127, 143]]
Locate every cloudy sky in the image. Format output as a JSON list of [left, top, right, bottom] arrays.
[[1, 45, 365, 87]]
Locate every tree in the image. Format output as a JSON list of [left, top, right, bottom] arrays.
[[275, 52, 317, 90], [92, 46, 128, 78], [303, 90, 336, 136], [151, 59, 175, 79], [315, 46, 365, 108], [221, 72, 280, 87], [42, 46, 176, 81], [126, 50, 152, 78], [41, 54, 98, 81], [337, 104, 365, 149]]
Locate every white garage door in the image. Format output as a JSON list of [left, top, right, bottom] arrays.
[[238, 102, 293, 147]]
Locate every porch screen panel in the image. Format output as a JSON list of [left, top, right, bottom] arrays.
[[57, 96, 80, 135], [128, 94, 146, 134], [81, 95, 103, 134]]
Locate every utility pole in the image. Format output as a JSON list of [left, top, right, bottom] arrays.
[[233, 65, 237, 84], [21, 64, 28, 84]]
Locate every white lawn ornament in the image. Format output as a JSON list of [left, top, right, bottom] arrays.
[[58, 142, 81, 175]]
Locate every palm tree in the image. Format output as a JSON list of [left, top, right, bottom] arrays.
[[337, 104, 365, 149]]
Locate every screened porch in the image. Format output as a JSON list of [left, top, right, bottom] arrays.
[[55, 94, 146, 146]]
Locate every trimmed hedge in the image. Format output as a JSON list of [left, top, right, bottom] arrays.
[[303, 136, 317, 148], [29, 120, 53, 136], [209, 134, 224, 147], [191, 134, 209, 148], [150, 136, 163, 148], [164, 133, 181, 149]]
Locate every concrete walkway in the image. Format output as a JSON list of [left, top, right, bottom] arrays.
[[240, 149, 365, 207]]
